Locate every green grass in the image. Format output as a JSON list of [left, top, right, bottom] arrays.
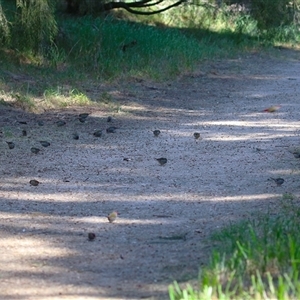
[[169, 196, 300, 299], [55, 15, 207, 80]]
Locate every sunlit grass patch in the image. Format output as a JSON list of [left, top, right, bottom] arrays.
[[43, 87, 91, 108]]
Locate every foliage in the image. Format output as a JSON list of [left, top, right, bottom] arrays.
[[13, 0, 58, 52], [251, 0, 298, 29], [0, 0, 10, 46]]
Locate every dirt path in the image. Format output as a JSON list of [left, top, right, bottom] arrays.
[[1, 49, 300, 300]]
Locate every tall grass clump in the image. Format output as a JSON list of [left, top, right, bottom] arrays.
[[169, 197, 300, 299], [12, 0, 57, 53], [0, 1, 10, 46]]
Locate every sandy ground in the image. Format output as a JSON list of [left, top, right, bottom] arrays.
[[1, 49, 300, 299]]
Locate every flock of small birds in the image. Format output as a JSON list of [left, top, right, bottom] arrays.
[[4, 105, 287, 242]]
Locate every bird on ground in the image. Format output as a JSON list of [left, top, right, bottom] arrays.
[[72, 133, 79, 140], [106, 126, 117, 133], [56, 120, 66, 127], [31, 147, 40, 154], [88, 232, 96, 241], [78, 117, 86, 123], [37, 121, 44, 126], [153, 130, 161, 137], [263, 105, 281, 113], [29, 179, 40, 186], [156, 157, 167, 166], [79, 113, 89, 119], [292, 152, 300, 158], [193, 132, 200, 139], [39, 141, 50, 147], [6, 142, 15, 149], [107, 116, 112, 122], [78, 113, 89, 123], [107, 211, 118, 223], [93, 130, 102, 137], [22, 130, 27, 136], [270, 177, 285, 186]]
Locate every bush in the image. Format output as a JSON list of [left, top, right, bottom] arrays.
[[251, 0, 297, 29]]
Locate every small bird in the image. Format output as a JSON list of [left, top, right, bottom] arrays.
[[56, 120, 66, 127], [294, 153, 300, 158], [6, 142, 15, 149], [106, 126, 117, 133], [31, 147, 40, 154], [107, 211, 118, 223], [153, 130, 161, 137], [193, 132, 200, 139], [72, 133, 79, 140], [39, 141, 50, 147], [156, 157, 167, 166], [37, 121, 44, 126], [78, 113, 89, 123], [78, 117, 86, 123], [93, 130, 102, 137], [22, 130, 27, 136], [270, 177, 285, 186], [88, 232, 96, 241], [79, 113, 89, 119], [107, 116, 112, 122], [29, 179, 40, 186], [263, 105, 281, 113]]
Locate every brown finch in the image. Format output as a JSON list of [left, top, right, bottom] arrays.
[[270, 177, 284, 186], [156, 157, 167, 165], [107, 211, 118, 223], [263, 105, 281, 113]]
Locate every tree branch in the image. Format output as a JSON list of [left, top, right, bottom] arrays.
[[102, 0, 186, 15]]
